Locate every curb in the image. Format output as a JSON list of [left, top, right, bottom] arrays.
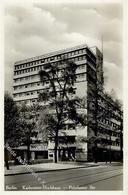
[[4, 164, 100, 176]]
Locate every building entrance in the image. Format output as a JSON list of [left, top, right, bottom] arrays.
[[58, 147, 76, 161]]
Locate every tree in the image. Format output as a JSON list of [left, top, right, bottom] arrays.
[[36, 107, 55, 143], [111, 95, 123, 162], [19, 103, 38, 164], [4, 93, 22, 169], [39, 59, 86, 163], [4, 93, 22, 146]]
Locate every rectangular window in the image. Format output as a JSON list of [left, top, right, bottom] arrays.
[[50, 57, 54, 61], [79, 49, 83, 54], [80, 56, 83, 61], [82, 55, 86, 60], [41, 59, 45, 63], [81, 73, 85, 78], [74, 57, 78, 62], [70, 52, 74, 56]]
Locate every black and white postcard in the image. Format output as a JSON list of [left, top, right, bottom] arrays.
[[1, 0, 127, 194]]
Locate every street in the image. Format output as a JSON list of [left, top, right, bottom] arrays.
[[5, 164, 123, 191]]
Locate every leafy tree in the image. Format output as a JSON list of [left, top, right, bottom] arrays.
[[107, 92, 123, 162], [19, 103, 38, 164], [39, 59, 86, 163], [4, 93, 22, 169], [4, 93, 22, 147]]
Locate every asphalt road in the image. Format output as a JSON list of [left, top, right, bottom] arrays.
[[5, 165, 123, 191]]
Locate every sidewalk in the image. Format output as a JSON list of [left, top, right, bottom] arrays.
[[4, 161, 122, 176]]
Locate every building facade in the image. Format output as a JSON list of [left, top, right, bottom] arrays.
[[12, 44, 123, 162]]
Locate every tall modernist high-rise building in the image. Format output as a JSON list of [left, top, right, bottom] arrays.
[[13, 44, 101, 103], [12, 44, 122, 162]]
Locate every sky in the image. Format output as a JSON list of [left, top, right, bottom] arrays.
[[4, 0, 123, 100]]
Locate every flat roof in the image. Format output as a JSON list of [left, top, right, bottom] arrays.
[[14, 43, 95, 65]]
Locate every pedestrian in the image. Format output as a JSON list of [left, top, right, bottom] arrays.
[[65, 152, 68, 161], [70, 153, 75, 161]]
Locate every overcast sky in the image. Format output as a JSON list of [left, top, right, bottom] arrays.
[[4, 0, 123, 100]]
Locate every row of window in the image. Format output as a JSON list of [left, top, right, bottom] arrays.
[[112, 141, 120, 146], [98, 106, 121, 122], [14, 64, 86, 82], [99, 118, 120, 130], [15, 48, 88, 70], [100, 139, 120, 147], [13, 85, 78, 98], [98, 97, 121, 116], [14, 66, 41, 75], [98, 129, 120, 138], [13, 90, 39, 97], [13, 71, 86, 88], [14, 75, 39, 83], [13, 82, 42, 90], [14, 56, 92, 76]]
